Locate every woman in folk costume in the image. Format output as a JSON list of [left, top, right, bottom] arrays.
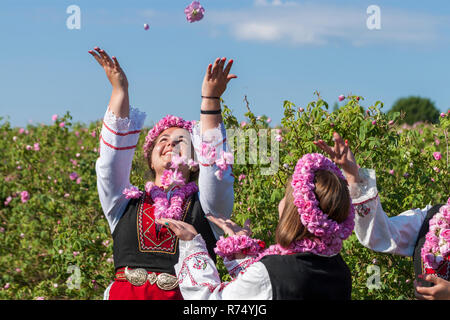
[[89, 47, 237, 300], [158, 152, 355, 300], [314, 133, 450, 300]]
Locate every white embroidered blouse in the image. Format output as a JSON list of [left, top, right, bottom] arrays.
[[95, 107, 235, 238], [350, 168, 432, 257], [175, 234, 273, 300]]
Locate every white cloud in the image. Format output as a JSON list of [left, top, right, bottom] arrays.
[[253, 0, 298, 7], [207, 3, 448, 47]]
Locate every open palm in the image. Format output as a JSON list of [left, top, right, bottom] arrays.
[[313, 132, 360, 183]]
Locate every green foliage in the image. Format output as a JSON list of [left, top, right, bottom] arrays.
[[0, 96, 448, 300], [389, 96, 441, 125]]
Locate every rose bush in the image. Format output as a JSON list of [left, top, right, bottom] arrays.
[[0, 95, 448, 299]]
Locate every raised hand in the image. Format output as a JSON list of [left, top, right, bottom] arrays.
[[313, 132, 361, 184], [200, 58, 237, 133], [89, 47, 129, 118], [202, 57, 237, 98], [206, 213, 252, 237], [89, 47, 128, 90]]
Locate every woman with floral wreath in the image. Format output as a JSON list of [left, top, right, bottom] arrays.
[[89, 47, 236, 300], [314, 133, 450, 300], [158, 151, 355, 299]]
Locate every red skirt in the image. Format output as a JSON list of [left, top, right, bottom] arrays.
[[107, 269, 183, 300]]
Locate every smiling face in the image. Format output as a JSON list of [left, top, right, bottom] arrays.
[[149, 127, 194, 179]]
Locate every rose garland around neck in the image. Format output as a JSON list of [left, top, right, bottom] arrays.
[[421, 198, 450, 276], [145, 180, 198, 221]]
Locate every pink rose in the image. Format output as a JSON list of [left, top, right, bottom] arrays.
[[122, 186, 143, 199], [20, 191, 30, 203], [59, 122, 65, 128], [4, 196, 12, 206], [170, 154, 187, 170], [441, 229, 450, 242], [338, 95, 345, 102], [184, 1, 205, 23], [52, 114, 58, 122], [69, 172, 78, 181], [433, 152, 442, 161]]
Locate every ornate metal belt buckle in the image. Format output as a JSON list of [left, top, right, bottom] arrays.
[[124, 267, 148, 286], [148, 272, 157, 285], [156, 273, 179, 291]]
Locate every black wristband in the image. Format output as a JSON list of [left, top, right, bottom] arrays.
[[201, 96, 220, 100], [200, 109, 222, 115]]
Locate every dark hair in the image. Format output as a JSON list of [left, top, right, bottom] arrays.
[[275, 170, 351, 248]]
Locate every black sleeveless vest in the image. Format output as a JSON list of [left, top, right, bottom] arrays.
[[412, 204, 444, 287], [260, 252, 352, 300], [112, 192, 217, 275]]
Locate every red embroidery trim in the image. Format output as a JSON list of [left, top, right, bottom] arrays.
[[137, 192, 191, 254], [228, 258, 254, 278], [178, 251, 219, 293], [353, 192, 379, 206], [103, 121, 142, 136], [100, 134, 137, 151]]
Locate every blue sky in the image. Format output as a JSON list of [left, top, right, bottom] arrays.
[[1, 0, 449, 128]]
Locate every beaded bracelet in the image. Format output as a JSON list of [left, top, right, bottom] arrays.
[[214, 235, 266, 260]]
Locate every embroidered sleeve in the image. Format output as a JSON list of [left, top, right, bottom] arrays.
[[96, 107, 146, 233], [223, 257, 256, 278], [349, 168, 431, 257], [175, 234, 272, 300], [191, 122, 234, 239]]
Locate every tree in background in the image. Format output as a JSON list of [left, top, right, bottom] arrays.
[[389, 96, 440, 125]]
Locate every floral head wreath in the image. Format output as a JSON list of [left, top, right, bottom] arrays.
[[143, 115, 194, 159], [291, 153, 355, 242]]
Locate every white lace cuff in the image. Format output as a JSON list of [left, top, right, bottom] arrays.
[[103, 107, 147, 133], [348, 168, 378, 205]]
